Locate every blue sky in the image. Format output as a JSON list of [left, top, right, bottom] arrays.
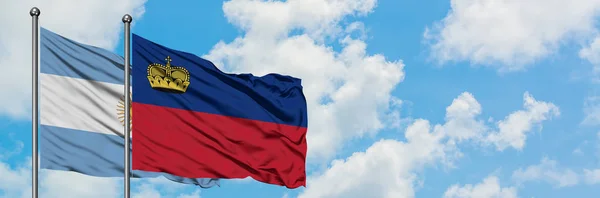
[[1, 0, 600, 197]]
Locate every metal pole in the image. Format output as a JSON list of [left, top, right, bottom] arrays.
[[29, 7, 40, 198], [122, 14, 132, 198]]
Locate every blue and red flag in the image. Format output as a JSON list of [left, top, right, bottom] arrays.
[[131, 34, 308, 188]]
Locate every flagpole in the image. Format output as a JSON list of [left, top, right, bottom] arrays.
[[122, 14, 132, 198], [30, 7, 40, 198]]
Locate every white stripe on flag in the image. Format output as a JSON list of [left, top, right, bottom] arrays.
[[40, 73, 126, 136]]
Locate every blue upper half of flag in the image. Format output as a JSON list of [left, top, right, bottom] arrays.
[[132, 34, 308, 128]]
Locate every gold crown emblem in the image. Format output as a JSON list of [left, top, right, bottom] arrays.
[[147, 56, 190, 93]]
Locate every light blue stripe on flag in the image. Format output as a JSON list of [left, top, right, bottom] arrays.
[[40, 125, 219, 187], [39, 27, 220, 188], [40, 27, 125, 85]]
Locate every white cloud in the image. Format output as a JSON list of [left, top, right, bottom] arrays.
[[205, 0, 404, 161], [425, 0, 600, 72], [0, 0, 146, 118], [579, 35, 600, 81], [0, 156, 122, 198], [440, 92, 486, 143], [297, 122, 447, 198], [176, 191, 201, 198], [0, 155, 209, 198], [0, 157, 30, 198], [297, 92, 557, 198], [581, 36, 600, 66], [443, 176, 518, 198], [485, 92, 560, 151], [219, 0, 376, 41], [512, 157, 579, 188], [583, 169, 600, 184], [513, 132, 600, 187], [584, 132, 600, 184], [582, 96, 600, 126], [41, 171, 121, 198]]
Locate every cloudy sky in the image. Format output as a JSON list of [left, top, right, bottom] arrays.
[[1, 0, 600, 197]]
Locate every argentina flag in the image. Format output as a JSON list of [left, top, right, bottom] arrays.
[[38, 27, 220, 187]]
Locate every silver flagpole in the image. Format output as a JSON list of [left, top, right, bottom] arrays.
[[122, 14, 132, 198], [29, 7, 40, 198]]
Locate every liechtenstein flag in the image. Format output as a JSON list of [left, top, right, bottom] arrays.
[[131, 34, 308, 188]]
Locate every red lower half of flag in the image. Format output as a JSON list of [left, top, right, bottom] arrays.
[[131, 103, 307, 188]]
